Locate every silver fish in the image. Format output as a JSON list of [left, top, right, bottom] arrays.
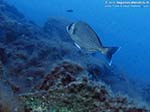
[[66, 21, 120, 65]]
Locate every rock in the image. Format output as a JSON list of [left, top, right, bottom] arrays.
[[20, 61, 148, 112], [0, 82, 24, 112], [43, 18, 72, 42], [0, 47, 7, 63], [35, 61, 84, 90]]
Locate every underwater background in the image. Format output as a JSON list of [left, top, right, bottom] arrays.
[[6, 0, 150, 83], [0, 0, 150, 111]]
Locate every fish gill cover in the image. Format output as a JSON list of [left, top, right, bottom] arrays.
[[0, 0, 150, 112]]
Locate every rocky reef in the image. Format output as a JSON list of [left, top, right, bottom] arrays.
[[0, 0, 149, 112], [19, 61, 147, 112]]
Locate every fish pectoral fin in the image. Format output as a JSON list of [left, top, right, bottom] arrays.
[[74, 42, 81, 49]]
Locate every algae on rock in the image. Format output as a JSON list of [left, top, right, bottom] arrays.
[[20, 61, 148, 112]]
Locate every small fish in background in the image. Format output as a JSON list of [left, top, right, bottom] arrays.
[[66, 21, 120, 66], [66, 9, 74, 13]]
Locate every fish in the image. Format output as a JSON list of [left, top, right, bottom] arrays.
[[66, 21, 120, 65], [66, 9, 74, 13]]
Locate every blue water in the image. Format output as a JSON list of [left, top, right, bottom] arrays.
[[5, 0, 150, 83]]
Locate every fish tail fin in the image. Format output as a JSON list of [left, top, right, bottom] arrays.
[[102, 46, 121, 65]]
